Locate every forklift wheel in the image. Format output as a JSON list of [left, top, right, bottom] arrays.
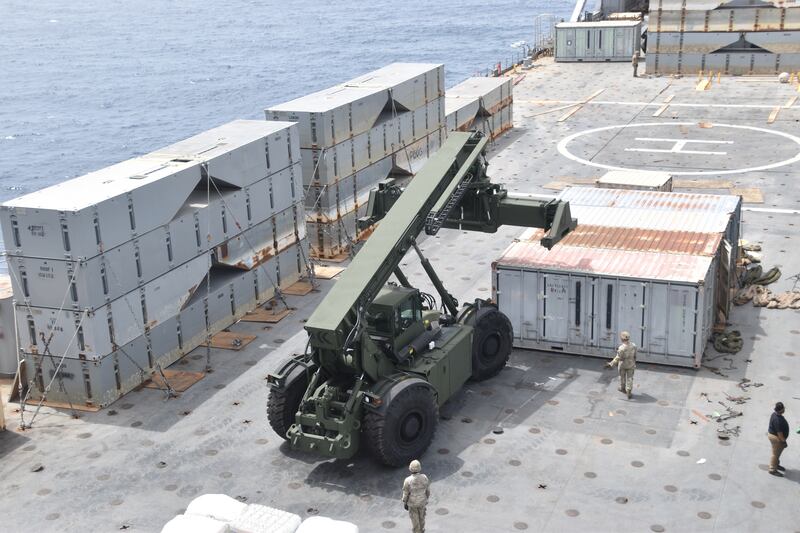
[[364, 382, 439, 467], [469, 306, 512, 381], [267, 372, 308, 440]]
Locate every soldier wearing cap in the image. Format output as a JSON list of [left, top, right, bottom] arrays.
[[402, 459, 430, 533], [606, 331, 637, 399]]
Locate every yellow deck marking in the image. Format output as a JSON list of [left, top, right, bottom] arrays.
[[557, 105, 583, 122], [653, 104, 669, 117], [696, 79, 711, 91], [730, 188, 764, 203], [663, 94, 675, 103], [785, 96, 797, 109], [767, 106, 781, 124]]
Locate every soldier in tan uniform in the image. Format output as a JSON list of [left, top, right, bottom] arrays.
[[632, 53, 639, 77], [402, 459, 430, 533], [606, 331, 637, 399]]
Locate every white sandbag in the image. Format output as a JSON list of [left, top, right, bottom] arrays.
[[297, 516, 359, 533], [161, 514, 231, 533], [230, 503, 302, 533], [186, 494, 248, 523]]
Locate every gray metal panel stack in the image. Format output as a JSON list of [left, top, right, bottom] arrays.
[[266, 63, 446, 258], [444, 77, 513, 140], [0, 120, 309, 408], [648, 1, 800, 75]]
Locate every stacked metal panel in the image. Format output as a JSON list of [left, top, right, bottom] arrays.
[[265, 63, 446, 258], [0, 120, 308, 407], [492, 188, 742, 368], [647, 1, 800, 75], [444, 77, 513, 139]]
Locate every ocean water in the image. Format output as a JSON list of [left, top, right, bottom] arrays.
[[0, 0, 571, 205]]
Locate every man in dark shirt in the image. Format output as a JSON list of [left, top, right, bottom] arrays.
[[767, 402, 789, 476]]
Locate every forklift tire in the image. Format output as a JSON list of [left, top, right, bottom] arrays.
[[267, 372, 309, 440], [469, 306, 513, 381], [364, 382, 439, 467]]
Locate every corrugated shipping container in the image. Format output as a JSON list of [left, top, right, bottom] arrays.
[[555, 21, 642, 62], [557, 187, 742, 257], [492, 241, 717, 368]]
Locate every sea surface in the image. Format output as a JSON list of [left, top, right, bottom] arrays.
[[0, 0, 571, 221]]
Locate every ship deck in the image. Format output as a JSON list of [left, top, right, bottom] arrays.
[[2, 59, 800, 533]]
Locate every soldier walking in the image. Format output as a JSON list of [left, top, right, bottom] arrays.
[[767, 402, 789, 477], [632, 53, 639, 77], [606, 331, 637, 399], [402, 459, 430, 533]]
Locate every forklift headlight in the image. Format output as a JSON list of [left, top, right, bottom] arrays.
[[363, 393, 383, 407]]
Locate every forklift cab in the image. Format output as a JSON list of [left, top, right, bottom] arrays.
[[366, 286, 425, 357]]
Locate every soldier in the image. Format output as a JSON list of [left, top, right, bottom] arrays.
[[606, 331, 637, 399], [402, 459, 430, 533], [632, 53, 639, 77], [767, 402, 789, 477]]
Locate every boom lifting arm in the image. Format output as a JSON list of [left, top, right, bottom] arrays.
[[266, 131, 575, 463]]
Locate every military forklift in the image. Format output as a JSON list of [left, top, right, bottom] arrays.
[[267, 131, 575, 466]]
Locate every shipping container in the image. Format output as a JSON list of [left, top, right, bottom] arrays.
[[445, 96, 481, 132], [146, 120, 300, 188], [557, 188, 742, 260], [492, 241, 717, 368], [555, 21, 642, 62]]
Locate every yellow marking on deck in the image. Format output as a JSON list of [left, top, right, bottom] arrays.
[[542, 181, 569, 191], [663, 95, 675, 103], [767, 106, 781, 123], [653, 104, 669, 117], [696, 79, 711, 91], [556, 89, 605, 122], [730, 188, 764, 204], [673, 179, 733, 189], [788, 96, 798, 108], [557, 105, 583, 122]]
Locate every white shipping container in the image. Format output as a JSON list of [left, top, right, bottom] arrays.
[[493, 241, 717, 368], [555, 21, 642, 62]]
